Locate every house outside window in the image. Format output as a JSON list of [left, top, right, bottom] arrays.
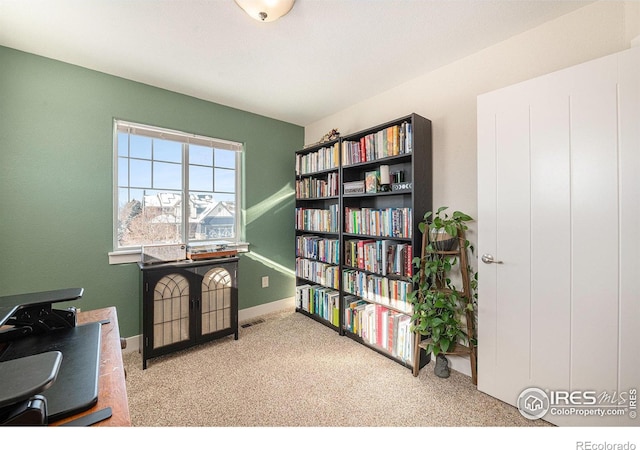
[[113, 120, 243, 258]]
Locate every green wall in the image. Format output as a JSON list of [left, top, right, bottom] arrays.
[[0, 46, 302, 338]]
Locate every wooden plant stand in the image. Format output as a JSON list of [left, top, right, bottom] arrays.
[[412, 230, 478, 385]]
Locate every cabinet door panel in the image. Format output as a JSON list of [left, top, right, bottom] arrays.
[[151, 272, 191, 349], [199, 264, 236, 337]]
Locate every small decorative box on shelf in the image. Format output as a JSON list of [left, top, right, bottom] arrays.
[[391, 182, 412, 192], [343, 180, 365, 194]]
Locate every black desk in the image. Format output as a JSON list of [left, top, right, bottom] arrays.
[[0, 322, 101, 422], [0, 289, 128, 426]]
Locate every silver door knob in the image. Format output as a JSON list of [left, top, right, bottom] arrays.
[[482, 254, 503, 264]]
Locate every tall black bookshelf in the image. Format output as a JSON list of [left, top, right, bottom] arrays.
[[294, 113, 432, 374], [294, 139, 342, 331]]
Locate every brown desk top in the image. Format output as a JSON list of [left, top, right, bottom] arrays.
[[51, 306, 131, 426]]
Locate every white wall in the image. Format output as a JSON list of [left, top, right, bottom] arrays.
[[304, 0, 640, 377], [306, 0, 639, 218]]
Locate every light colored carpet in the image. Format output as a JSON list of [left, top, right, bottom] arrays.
[[123, 309, 552, 427]]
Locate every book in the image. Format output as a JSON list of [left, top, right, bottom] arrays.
[[296, 284, 311, 311], [365, 170, 378, 193], [396, 315, 413, 362], [328, 290, 340, 326], [396, 315, 414, 363], [357, 239, 375, 269], [389, 312, 401, 357], [380, 307, 389, 351]]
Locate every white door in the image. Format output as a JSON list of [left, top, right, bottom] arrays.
[[477, 47, 640, 426]]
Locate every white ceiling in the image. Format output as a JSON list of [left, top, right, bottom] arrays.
[[0, 0, 592, 126]]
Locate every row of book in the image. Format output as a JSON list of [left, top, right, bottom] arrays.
[[296, 284, 340, 327], [344, 298, 414, 363], [295, 257, 340, 289], [342, 121, 413, 166], [295, 172, 339, 199], [344, 239, 413, 278], [342, 269, 413, 314], [295, 205, 339, 233], [295, 235, 339, 265], [295, 142, 340, 176], [344, 206, 413, 239]]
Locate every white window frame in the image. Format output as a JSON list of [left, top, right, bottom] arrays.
[[109, 119, 244, 264]]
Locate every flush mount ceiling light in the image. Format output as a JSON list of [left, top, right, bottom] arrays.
[[234, 0, 295, 22]]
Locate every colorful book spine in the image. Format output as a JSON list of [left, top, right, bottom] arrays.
[[344, 207, 412, 239], [340, 122, 413, 166], [296, 284, 340, 327], [295, 172, 339, 199], [343, 301, 414, 363], [296, 142, 340, 176], [295, 258, 340, 289], [295, 235, 339, 265], [341, 269, 413, 314], [295, 205, 339, 233]]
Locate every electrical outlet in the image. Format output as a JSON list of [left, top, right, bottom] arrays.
[[261, 276, 269, 288]]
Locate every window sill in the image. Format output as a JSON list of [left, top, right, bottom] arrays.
[[108, 242, 250, 265], [108, 250, 142, 265]]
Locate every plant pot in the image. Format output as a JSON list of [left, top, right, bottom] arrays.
[[434, 353, 450, 378], [429, 229, 458, 251]]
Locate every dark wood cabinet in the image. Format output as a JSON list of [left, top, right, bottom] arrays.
[[139, 257, 238, 369]]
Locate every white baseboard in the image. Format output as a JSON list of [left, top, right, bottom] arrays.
[[446, 354, 472, 378], [122, 297, 296, 355], [238, 296, 295, 323]]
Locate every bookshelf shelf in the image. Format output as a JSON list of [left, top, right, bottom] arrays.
[[342, 232, 412, 241], [295, 195, 339, 201], [297, 167, 338, 176], [294, 113, 432, 374], [298, 308, 340, 332], [295, 230, 339, 236], [343, 330, 414, 370], [343, 191, 406, 199], [343, 153, 412, 169]]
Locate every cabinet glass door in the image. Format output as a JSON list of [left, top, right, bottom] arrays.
[[200, 267, 233, 336], [153, 273, 191, 349]]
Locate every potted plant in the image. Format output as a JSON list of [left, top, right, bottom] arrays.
[[407, 207, 477, 379], [426, 207, 473, 251]]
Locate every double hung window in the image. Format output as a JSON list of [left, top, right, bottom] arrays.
[[113, 120, 243, 254]]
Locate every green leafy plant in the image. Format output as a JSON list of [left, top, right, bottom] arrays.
[[422, 206, 474, 252], [407, 207, 477, 357]]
